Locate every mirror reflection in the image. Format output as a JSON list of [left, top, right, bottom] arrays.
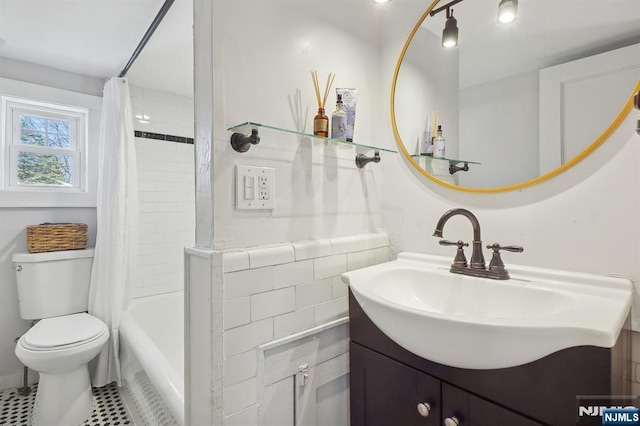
[[394, 0, 640, 189]]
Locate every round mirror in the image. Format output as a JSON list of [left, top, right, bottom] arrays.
[[392, 0, 640, 192]]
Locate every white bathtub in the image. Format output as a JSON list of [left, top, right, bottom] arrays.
[[119, 292, 184, 425]]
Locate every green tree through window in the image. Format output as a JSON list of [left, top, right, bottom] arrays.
[[17, 115, 73, 185]]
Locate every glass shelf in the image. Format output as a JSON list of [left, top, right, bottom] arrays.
[[410, 154, 481, 165], [228, 121, 398, 154]]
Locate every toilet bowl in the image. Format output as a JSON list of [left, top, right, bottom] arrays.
[[15, 313, 109, 426]]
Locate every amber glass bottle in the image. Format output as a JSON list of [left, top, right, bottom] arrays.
[[314, 108, 329, 137]]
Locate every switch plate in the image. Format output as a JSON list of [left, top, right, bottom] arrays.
[[236, 165, 275, 210]]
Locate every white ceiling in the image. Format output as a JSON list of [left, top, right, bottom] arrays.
[[0, 0, 194, 97], [422, 0, 640, 89], [1, 1, 637, 97]]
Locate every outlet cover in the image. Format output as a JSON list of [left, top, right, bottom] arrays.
[[236, 165, 275, 210]]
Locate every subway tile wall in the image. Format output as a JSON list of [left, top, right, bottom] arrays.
[[130, 87, 195, 298], [221, 232, 390, 424], [130, 86, 194, 139]]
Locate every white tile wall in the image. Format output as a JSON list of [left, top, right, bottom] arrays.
[[131, 88, 195, 298], [221, 232, 390, 421], [134, 138, 195, 298], [224, 351, 258, 387], [248, 244, 295, 268], [251, 287, 295, 321], [130, 86, 194, 138], [314, 254, 348, 280], [224, 267, 274, 300], [224, 318, 273, 358], [224, 377, 257, 416], [224, 297, 251, 330], [273, 307, 315, 340], [296, 279, 333, 310]]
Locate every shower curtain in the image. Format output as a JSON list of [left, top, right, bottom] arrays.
[[89, 77, 138, 387]]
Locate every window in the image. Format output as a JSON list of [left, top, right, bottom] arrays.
[[2, 96, 88, 193]]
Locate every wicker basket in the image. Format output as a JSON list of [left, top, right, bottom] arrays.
[[27, 223, 88, 253]]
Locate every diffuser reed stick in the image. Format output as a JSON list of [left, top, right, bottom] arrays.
[[311, 71, 335, 137]]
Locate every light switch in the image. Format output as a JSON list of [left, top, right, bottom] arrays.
[[236, 165, 275, 210], [244, 176, 255, 200]]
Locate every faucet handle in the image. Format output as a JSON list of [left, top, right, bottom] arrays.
[[486, 243, 523, 276], [440, 239, 469, 249], [440, 240, 469, 268], [486, 243, 524, 253]]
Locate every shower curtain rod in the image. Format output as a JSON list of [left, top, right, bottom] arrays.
[[118, 0, 175, 78]]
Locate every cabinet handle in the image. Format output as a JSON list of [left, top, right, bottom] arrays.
[[417, 402, 431, 417], [444, 416, 460, 426]]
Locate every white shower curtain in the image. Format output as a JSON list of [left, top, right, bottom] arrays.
[[89, 77, 138, 387]]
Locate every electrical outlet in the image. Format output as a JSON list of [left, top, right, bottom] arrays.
[[258, 176, 269, 200], [236, 165, 275, 210]]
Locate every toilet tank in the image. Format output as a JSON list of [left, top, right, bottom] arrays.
[[12, 248, 95, 320]]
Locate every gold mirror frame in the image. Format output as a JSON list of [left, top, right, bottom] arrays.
[[390, 0, 640, 194]]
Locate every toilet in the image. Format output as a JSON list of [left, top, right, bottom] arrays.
[[13, 248, 109, 426]]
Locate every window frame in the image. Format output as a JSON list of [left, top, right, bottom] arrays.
[[2, 96, 89, 193]]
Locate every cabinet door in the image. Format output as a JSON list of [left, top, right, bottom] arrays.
[[442, 383, 544, 426], [351, 343, 441, 426]]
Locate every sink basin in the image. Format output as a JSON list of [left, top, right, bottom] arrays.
[[342, 252, 632, 369]]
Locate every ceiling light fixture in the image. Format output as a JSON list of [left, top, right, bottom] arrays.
[[441, 8, 459, 48], [497, 0, 518, 24], [430, 0, 464, 48], [373, 0, 391, 3]]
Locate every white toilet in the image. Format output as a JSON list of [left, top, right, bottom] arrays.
[[13, 248, 109, 426]]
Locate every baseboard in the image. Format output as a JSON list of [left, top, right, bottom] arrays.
[[0, 369, 38, 391]]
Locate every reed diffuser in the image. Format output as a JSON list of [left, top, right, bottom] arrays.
[[311, 71, 335, 138]]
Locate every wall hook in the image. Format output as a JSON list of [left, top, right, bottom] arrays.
[[231, 128, 260, 153], [355, 150, 381, 168]]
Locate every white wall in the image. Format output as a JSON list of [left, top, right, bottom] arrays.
[[0, 65, 104, 389], [191, 0, 394, 422], [458, 70, 539, 188], [130, 87, 195, 298], [0, 208, 96, 390], [211, 0, 387, 249], [130, 86, 195, 140], [191, 0, 640, 422], [0, 71, 194, 387], [379, 2, 640, 331], [394, 27, 459, 159]]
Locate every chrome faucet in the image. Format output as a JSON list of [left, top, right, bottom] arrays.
[[433, 208, 523, 280]]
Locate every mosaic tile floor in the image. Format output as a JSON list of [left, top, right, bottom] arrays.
[[0, 382, 132, 425]]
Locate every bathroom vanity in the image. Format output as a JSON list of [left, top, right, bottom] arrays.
[[343, 251, 633, 426], [349, 291, 630, 425]]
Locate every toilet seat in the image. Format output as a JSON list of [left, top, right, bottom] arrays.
[[22, 313, 108, 352]]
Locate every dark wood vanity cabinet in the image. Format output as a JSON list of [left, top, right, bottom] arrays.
[[349, 291, 631, 426], [351, 343, 542, 426], [350, 343, 441, 425]]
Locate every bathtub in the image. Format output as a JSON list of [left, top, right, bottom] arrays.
[[119, 292, 184, 425]]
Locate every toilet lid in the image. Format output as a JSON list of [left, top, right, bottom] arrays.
[[23, 313, 107, 350]]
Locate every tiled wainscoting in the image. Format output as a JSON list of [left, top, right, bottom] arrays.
[[220, 232, 391, 424]]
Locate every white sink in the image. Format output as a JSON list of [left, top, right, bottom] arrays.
[[342, 252, 632, 370]]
